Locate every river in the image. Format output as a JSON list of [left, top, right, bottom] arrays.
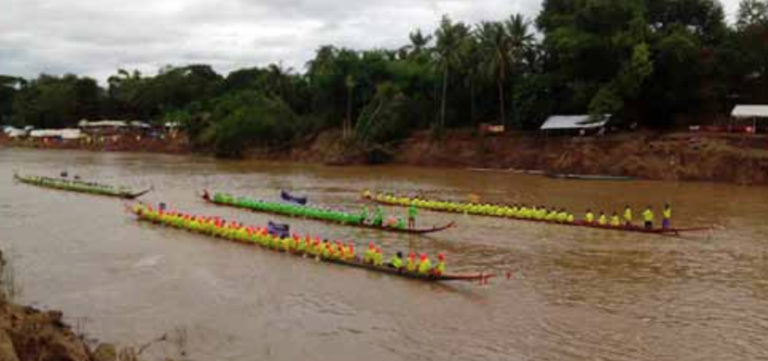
[[1, 148, 767, 361]]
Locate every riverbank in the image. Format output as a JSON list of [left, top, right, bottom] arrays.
[[0, 250, 168, 361], [4, 129, 768, 185], [284, 129, 768, 185]]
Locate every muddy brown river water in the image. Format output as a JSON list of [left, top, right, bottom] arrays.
[[1, 148, 767, 361]]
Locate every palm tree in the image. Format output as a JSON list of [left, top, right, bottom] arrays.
[[434, 15, 470, 131], [266, 62, 294, 99], [406, 29, 433, 58], [476, 21, 510, 126], [459, 35, 482, 124], [344, 74, 356, 138], [505, 14, 534, 126]]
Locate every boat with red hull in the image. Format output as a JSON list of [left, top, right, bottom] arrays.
[[128, 204, 492, 283], [365, 194, 711, 236], [202, 193, 456, 235]]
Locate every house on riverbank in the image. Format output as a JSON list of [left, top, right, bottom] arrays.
[[730, 105, 768, 133], [540, 114, 612, 136]]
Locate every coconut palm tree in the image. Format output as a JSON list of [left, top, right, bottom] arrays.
[[434, 15, 470, 131], [505, 14, 535, 125], [476, 21, 510, 126]]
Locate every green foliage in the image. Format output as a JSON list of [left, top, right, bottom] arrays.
[[354, 82, 415, 145], [589, 42, 653, 117], [0, 75, 23, 124], [11, 74, 100, 128], [3, 0, 768, 156], [210, 91, 298, 158]]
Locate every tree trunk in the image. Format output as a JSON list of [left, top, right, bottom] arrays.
[[345, 86, 352, 139], [498, 58, 506, 127], [470, 78, 476, 126], [498, 79, 505, 127], [441, 66, 449, 131]]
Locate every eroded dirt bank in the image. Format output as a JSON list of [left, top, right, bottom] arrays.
[[4, 129, 768, 185], [286, 130, 768, 185]]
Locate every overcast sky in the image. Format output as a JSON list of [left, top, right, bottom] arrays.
[[1, 0, 743, 83]]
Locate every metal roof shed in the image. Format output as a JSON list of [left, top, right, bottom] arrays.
[[731, 105, 768, 133], [540, 115, 611, 135]]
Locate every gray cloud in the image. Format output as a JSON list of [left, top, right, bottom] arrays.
[[0, 0, 742, 83]]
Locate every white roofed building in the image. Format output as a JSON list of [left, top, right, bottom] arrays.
[[730, 105, 768, 133], [540, 114, 611, 135]]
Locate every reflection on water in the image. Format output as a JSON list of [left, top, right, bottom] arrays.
[[1, 148, 767, 361]]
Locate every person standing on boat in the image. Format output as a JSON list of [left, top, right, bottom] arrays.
[[417, 253, 432, 275], [389, 251, 404, 269], [623, 205, 633, 226], [662, 203, 672, 229], [642, 206, 655, 229], [408, 204, 418, 229]]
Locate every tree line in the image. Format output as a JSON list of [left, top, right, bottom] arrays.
[[1, 0, 767, 157]]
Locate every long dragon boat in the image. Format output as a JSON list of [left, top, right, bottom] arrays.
[[363, 192, 711, 236], [201, 191, 455, 235], [128, 203, 493, 283], [14, 173, 152, 199]]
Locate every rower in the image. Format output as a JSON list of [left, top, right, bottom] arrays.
[[408, 204, 418, 229], [557, 208, 568, 223], [359, 206, 369, 224], [623, 205, 633, 226], [406, 253, 417, 272], [321, 240, 332, 259], [363, 242, 376, 263], [389, 251, 404, 269], [347, 242, 356, 260], [373, 248, 384, 266], [610, 212, 621, 227], [202, 190, 210, 201], [539, 206, 548, 220], [585, 209, 595, 223], [598, 212, 608, 226], [662, 203, 672, 229], [417, 253, 432, 275], [546, 208, 558, 221], [642, 206, 655, 229], [372, 206, 384, 227], [432, 253, 446, 276], [362, 189, 372, 199]]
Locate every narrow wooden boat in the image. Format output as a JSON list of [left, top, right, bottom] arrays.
[[545, 173, 635, 181], [14, 173, 152, 199], [364, 193, 710, 236], [202, 192, 455, 235], [128, 204, 492, 283]]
